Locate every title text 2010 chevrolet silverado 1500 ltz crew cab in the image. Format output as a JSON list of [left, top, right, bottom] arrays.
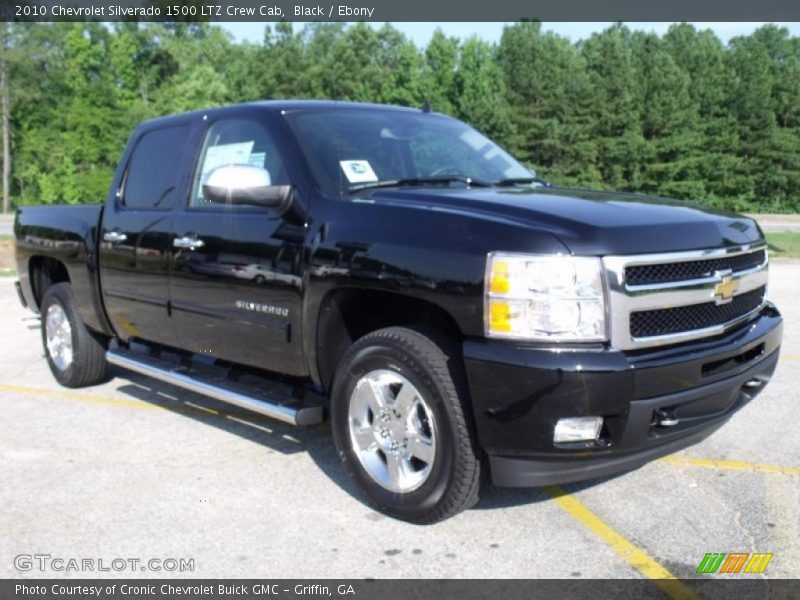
[[14, 101, 782, 523]]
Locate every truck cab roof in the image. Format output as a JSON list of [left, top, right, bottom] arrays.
[[138, 99, 426, 130]]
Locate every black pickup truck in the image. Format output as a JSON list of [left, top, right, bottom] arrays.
[[14, 100, 782, 523]]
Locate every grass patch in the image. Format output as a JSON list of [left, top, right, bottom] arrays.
[[765, 232, 800, 259]]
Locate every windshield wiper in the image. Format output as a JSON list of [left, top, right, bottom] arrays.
[[493, 176, 551, 187], [349, 176, 493, 192]]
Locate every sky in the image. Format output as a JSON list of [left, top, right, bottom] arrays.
[[222, 21, 800, 46]]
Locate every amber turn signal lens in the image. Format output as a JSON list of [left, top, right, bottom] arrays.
[[489, 260, 511, 295], [488, 300, 512, 332]]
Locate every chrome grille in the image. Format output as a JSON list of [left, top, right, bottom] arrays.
[[625, 249, 766, 286], [603, 244, 769, 350], [630, 286, 766, 338]]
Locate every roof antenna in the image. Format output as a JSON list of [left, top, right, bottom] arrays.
[[422, 99, 432, 113]]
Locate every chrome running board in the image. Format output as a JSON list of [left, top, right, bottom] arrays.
[[106, 347, 324, 426]]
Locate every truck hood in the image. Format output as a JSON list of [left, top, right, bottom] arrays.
[[367, 186, 763, 255]]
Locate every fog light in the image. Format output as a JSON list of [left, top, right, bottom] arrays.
[[554, 416, 603, 443]]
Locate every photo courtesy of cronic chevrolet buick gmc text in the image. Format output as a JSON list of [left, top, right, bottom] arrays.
[[13, 101, 782, 523]]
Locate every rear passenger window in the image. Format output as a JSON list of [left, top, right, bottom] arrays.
[[122, 125, 191, 209]]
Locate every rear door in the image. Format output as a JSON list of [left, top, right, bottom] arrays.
[[98, 123, 194, 347], [169, 114, 308, 377]]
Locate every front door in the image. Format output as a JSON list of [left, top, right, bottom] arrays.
[[169, 116, 308, 377], [98, 123, 194, 347]]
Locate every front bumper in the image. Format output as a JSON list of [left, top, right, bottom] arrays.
[[463, 304, 783, 487]]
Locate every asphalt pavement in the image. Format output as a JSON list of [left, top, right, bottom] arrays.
[[0, 264, 798, 591], [750, 214, 800, 232]]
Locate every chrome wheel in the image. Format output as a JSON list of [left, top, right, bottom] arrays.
[[348, 369, 437, 493], [45, 303, 73, 371]]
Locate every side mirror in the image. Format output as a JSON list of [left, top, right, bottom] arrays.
[[202, 164, 295, 213]]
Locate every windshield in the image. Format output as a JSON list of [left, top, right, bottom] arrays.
[[284, 108, 533, 196]]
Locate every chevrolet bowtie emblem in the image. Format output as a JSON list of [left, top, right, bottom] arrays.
[[714, 272, 739, 304]]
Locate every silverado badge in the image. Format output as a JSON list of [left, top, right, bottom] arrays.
[[235, 300, 289, 317]]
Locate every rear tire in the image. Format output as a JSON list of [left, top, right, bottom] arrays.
[[41, 282, 108, 388], [330, 327, 484, 524]]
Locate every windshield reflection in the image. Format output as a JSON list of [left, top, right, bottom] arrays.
[[285, 109, 533, 196]]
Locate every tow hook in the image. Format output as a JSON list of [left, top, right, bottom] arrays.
[[654, 409, 679, 428]]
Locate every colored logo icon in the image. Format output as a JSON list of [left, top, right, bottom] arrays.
[[696, 552, 773, 574]]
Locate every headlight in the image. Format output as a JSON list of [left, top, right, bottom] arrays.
[[484, 252, 607, 341]]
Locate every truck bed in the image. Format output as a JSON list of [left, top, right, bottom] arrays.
[[14, 203, 106, 334]]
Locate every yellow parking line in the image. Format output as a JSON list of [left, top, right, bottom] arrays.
[[545, 486, 699, 600], [0, 382, 164, 411], [0, 381, 223, 418], [660, 455, 800, 477], [0, 381, 299, 424], [782, 354, 800, 362]]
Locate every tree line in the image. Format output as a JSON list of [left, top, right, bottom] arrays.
[[1, 21, 799, 213]]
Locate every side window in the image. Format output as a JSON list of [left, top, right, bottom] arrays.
[[122, 125, 191, 209], [190, 118, 288, 208]]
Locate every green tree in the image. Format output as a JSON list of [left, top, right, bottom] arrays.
[[497, 21, 599, 184], [4, 22, 800, 212], [629, 31, 701, 199], [420, 30, 459, 115], [453, 37, 514, 144], [582, 24, 645, 189]]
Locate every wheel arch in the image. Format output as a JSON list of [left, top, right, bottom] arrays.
[[29, 255, 71, 309], [315, 287, 463, 394]]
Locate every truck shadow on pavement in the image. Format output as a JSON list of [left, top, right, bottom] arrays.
[[113, 368, 356, 493], [112, 366, 620, 514], [478, 471, 631, 510]]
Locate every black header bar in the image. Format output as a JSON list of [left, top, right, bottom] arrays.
[[2, 0, 800, 22], [4, 579, 800, 600]]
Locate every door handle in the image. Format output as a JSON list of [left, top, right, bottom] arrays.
[[173, 235, 205, 250], [103, 230, 127, 244]]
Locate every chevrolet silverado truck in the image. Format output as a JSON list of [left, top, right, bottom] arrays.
[[14, 101, 782, 523]]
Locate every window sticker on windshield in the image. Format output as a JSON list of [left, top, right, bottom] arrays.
[[247, 152, 266, 168], [340, 160, 378, 183], [202, 142, 254, 177]]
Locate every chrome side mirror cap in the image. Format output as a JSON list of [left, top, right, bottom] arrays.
[[203, 164, 289, 208]]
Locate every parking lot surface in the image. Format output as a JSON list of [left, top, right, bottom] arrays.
[[1, 262, 798, 591]]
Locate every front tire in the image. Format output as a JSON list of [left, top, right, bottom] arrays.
[[330, 327, 484, 523], [41, 282, 108, 388]]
